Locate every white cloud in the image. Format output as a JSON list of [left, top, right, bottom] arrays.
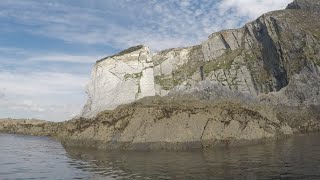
[[0, 46, 100, 121], [218, 0, 292, 19], [0, 72, 88, 95], [28, 54, 105, 64], [0, 0, 293, 51], [0, 47, 104, 64], [0, 89, 5, 99], [0, 100, 45, 113], [0, 71, 88, 121]]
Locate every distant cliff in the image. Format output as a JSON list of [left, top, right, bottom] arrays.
[[81, 0, 320, 118]]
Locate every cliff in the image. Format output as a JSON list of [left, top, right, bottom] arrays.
[[81, 0, 320, 118], [1, 0, 320, 150], [81, 45, 156, 118]]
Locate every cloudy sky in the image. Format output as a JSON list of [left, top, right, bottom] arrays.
[[0, 0, 291, 121]]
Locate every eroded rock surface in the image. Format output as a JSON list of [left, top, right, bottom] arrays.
[[81, 45, 156, 118], [0, 119, 59, 136], [81, 0, 320, 118], [153, 4, 320, 103], [1, 98, 319, 150]]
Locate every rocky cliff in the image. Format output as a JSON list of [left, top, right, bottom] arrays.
[[81, 0, 320, 118], [1, 0, 320, 151], [81, 45, 156, 118]]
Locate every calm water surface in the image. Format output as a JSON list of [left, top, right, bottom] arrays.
[[1, 133, 320, 180]]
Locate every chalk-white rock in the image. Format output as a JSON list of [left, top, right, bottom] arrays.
[[81, 45, 155, 118]]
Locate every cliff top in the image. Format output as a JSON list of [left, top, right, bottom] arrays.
[[95, 0, 319, 65], [96, 45, 148, 63], [286, 0, 320, 11]]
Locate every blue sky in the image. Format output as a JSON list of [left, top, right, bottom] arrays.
[[0, 0, 291, 121]]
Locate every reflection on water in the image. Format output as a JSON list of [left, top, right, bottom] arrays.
[[1, 134, 320, 179], [0, 134, 98, 180], [65, 134, 320, 179]]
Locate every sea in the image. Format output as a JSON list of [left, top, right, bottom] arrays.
[[1, 133, 320, 180]]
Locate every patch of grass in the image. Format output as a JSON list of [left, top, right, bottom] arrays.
[[97, 45, 145, 63], [304, 45, 319, 64], [203, 49, 243, 75], [124, 72, 143, 80], [154, 75, 174, 90], [244, 49, 272, 85]]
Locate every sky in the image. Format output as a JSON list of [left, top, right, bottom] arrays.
[[0, 0, 292, 121]]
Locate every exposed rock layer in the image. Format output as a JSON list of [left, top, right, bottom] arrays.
[[81, 0, 320, 118], [1, 98, 320, 150]]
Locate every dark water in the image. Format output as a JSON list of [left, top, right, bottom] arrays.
[[1, 134, 320, 180]]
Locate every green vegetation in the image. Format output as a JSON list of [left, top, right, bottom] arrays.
[[153, 48, 186, 66], [170, 64, 199, 84], [303, 45, 320, 66], [124, 72, 143, 80], [155, 48, 246, 90], [315, 59, 320, 67], [312, 30, 320, 41], [243, 49, 272, 86], [137, 83, 141, 93], [96, 45, 145, 63], [203, 49, 242, 75], [154, 75, 174, 90]]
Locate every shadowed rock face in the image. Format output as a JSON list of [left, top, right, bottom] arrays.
[[81, 0, 320, 118], [287, 0, 320, 11]]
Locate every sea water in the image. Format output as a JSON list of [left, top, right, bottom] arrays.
[[1, 133, 320, 179]]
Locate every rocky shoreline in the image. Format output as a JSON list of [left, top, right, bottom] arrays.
[[1, 97, 319, 150]]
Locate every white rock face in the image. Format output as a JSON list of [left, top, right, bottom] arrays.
[[81, 45, 155, 118]]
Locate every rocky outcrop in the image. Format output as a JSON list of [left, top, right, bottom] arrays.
[[1, 98, 320, 150], [287, 0, 320, 12], [259, 67, 320, 105], [81, 0, 320, 118], [0, 119, 59, 136], [81, 45, 156, 118]]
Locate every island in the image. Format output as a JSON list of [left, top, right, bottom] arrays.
[[1, 0, 320, 150]]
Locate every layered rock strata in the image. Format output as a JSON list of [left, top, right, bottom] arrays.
[[1, 98, 320, 150], [81, 0, 320, 118]]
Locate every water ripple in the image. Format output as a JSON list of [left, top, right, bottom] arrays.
[[1, 133, 320, 179]]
